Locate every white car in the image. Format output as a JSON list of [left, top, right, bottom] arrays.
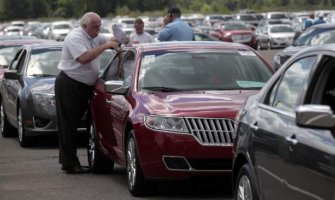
[[256, 24, 296, 49], [48, 21, 72, 41]]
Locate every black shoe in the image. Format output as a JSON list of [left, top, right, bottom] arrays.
[[65, 165, 91, 174]]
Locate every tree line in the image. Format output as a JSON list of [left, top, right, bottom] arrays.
[[0, 0, 333, 21]]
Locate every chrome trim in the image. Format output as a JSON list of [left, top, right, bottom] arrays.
[[184, 117, 234, 146]]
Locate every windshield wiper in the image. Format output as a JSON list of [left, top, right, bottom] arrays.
[[142, 86, 183, 92]]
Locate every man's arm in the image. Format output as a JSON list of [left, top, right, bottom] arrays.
[[77, 41, 119, 64]]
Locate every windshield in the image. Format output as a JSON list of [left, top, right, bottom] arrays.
[[27, 48, 61, 76], [139, 50, 272, 91], [310, 30, 335, 45], [224, 24, 249, 31], [270, 26, 295, 33], [270, 13, 288, 19], [294, 27, 335, 46]]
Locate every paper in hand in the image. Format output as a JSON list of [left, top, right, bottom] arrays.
[[112, 24, 128, 45]]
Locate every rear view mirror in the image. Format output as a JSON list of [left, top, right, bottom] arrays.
[[296, 105, 335, 129]]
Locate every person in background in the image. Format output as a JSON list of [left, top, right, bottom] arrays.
[[129, 18, 154, 44], [55, 12, 120, 174], [313, 13, 326, 25], [304, 13, 315, 30], [157, 6, 193, 41]]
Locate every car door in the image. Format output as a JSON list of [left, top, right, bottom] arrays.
[[283, 54, 335, 200], [91, 51, 122, 158], [253, 55, 317, 199], [2, 49, 27, 125], [105, 50, 135, 161]]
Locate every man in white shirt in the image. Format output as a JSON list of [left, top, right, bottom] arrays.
[[129, 18, 154, 44], [55, 12, 120, 174]]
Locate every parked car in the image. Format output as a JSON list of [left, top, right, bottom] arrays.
[[87, 41, 274, 196], [210, 22, 257, 49], [0, 42, 62, 146], [0, 39, 47, 79], [48, 21, 72, 41], [232, 44, 335, 200], [273, 23, 335, 70], [256, 24, 296, 49]]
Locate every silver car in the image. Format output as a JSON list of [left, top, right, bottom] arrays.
[[256, 24, 296, 49]]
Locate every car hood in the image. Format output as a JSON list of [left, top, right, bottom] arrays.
[[269, 32, 295, 38], [27, 77, 55, 94], [140, 90, 258, 117], [281, 45, 305, 56]]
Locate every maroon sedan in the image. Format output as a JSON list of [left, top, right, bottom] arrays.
[[88, 41, 273, 196], [210, 22, 257, 49]]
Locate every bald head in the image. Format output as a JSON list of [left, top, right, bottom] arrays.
[[80, 12, 101, 38], [80, 12, 101, 28]]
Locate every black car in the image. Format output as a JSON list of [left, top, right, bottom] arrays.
[[232, 44, 335, 200], [273, 23, 335, 70]]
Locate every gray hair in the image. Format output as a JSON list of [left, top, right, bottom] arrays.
[[80, 12, 100, 28]]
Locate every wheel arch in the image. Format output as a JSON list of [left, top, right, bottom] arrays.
[[232, 153, 248, 194]]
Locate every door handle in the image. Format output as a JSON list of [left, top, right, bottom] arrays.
[[105, 99, 112, 105], [285, 135, 298, 145], [250, 123, 258, 131]]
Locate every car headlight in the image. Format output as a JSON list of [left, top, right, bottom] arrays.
[[144, 115, 189, 133], [32, 92, 56, 107]]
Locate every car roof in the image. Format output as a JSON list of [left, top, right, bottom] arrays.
[[0, 39, 48, 46], [129, 41, 252, 52], [22, 41, 62, 49]]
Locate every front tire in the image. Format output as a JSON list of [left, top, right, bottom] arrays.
[[87, 121, 114, 173], [235, 163, 259, 200], [0, 99, 15, 137], [126, 131, 153, 196], [18, 107, 32, 147]]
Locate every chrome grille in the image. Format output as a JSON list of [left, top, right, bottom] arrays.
[[184, 118, 234, 146]]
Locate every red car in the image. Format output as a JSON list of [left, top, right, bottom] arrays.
[[210, 22, 257, 49], [88, 41, 273, 196]]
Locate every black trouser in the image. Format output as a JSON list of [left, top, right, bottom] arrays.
[[55, 71, 93, 169]]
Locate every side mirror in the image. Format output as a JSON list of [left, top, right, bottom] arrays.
[[104, 80, 129, 95], [296, 105, 335, 129], [4, 70, 20, 80]]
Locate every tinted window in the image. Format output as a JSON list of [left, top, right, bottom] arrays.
[[269, 56, 316, 113], [139, 50, 272, 91]]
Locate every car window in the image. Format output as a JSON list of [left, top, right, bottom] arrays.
[[139, 50, 272, 91], [267, 56, 317, 113], [308, 56, 335, 112], [104, 52, 122, 81], [14, 50, 27, 72], [26, 48, 61, 76]]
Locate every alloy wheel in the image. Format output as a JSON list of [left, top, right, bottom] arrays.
[[18, 108, 23, 143], [127, 137, 137, 189], [0, 103, 4, 134], [237, 175, 253, 200], [88, 124, 96, 167]]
